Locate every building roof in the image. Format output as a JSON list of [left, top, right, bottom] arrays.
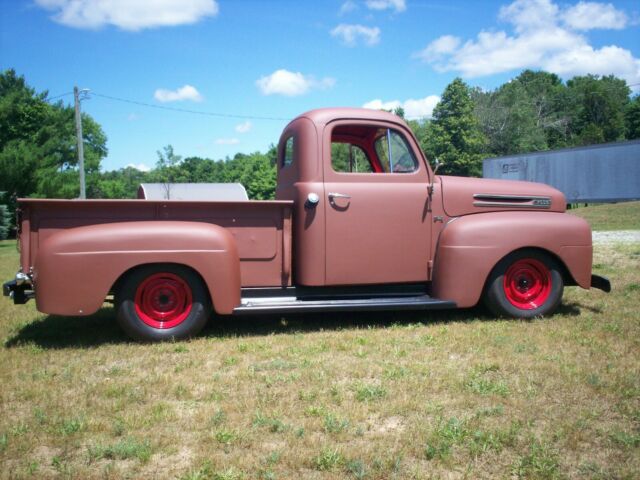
[[137, 183, 248, 201]]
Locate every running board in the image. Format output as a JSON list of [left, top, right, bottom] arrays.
[[233, 295, 456, 315]]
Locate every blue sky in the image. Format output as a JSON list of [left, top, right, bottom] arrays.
[[1, 0, 639, 171]]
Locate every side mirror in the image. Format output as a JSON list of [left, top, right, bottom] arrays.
[[428, 158, 443, 196], [433, 158, 444, 175]]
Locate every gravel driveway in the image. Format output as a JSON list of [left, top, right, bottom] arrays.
[[592, 230, 640, 244]]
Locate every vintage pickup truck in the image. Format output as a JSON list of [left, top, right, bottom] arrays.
[[3, 108, 610, 341]]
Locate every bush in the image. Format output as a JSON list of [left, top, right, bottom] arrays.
[[0, 205, 10, 240]]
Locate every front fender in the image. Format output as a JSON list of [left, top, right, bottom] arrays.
[[431, 212, 592, 308], [34, 221, 241, 316]]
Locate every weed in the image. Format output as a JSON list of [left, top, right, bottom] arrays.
[[466, 364, 509, 397], [424, 417, 467, 461], [610, 430, 640, 448], [212, 468, 243, 480], [315, 447, 344, 471], [253, 412, 288, 433], [58, 417, 85, 436], [214, 429, 237, 444], [513, 440, 561, 479], [210, 409, 226, 426], [355, 384, 387, 402], [346, 458, 367, 479], [323, 413, 349, 434], [180, 461, 213, 480], [88, 437, 152, 463]]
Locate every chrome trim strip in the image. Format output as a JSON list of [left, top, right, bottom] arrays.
[[472, 202, 551, 209], [472, 193, 552, 209]]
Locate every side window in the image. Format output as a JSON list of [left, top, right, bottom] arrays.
[[282, 136, 294, 167], [374, 129, 418, 173], [331, 142, 373, 173]]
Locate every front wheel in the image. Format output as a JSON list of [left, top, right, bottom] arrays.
[[483, 250, 564, 318], [116, 265, 211, 341]]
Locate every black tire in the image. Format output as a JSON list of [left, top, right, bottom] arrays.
[[483, 250, 564, 318], [115, 264, 211, 341]]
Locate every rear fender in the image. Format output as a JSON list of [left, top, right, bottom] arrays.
[[431, 212, 592, 308], [34, 221, 240, 316]]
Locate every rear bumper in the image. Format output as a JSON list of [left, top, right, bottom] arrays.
[[2, 279, 33, 304], [591, 274, 611, 293]]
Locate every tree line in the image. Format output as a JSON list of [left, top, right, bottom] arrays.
[[1, 68, 639, 237]]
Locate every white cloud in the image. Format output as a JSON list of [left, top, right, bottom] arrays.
[[415, 0, 640, 87], [365, 0, 406, 12], [256, 69, 336, 97], [126, 163, 151, 172], [215, 138, 240, 145], [235, 121, 252, 133], [127, 112, 139, 121], [154, 85, 203, 103], [331, 24, 380, 46], [562, 2, 628, 30], [339, 0, 358, 15], [363, 95, 441, 119], [34, 0, 219, 31], [498, 0, 559, 33]]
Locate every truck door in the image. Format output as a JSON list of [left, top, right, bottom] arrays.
[[323, 121, 432, 285]]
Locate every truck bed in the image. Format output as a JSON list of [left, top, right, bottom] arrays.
[[18, 199, 293, 287]]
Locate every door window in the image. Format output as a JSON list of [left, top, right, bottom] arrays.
[[331, 142, 373, 173], [373, 129, 419, 173]]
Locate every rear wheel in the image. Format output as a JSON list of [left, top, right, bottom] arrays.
[[483, 250, 563, 318], [116, 265, 211, 341]]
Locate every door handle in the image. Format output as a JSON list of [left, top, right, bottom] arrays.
[[328, 192, 351, 200]]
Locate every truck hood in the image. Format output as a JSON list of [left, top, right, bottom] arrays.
[[440, 176, 566, 218]]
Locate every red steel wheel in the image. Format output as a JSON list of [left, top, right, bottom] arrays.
[[502, 258, 551, 310], [134, 272, 193, 329], [116, 265, 211, 341], [483, 250, 563, 318]]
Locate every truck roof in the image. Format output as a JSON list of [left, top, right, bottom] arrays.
[[292, 107, 409, 127]]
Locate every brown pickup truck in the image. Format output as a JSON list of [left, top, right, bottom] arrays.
[[3, 108, 610, 341]]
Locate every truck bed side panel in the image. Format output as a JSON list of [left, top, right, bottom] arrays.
[[20, 199, 293, 288]]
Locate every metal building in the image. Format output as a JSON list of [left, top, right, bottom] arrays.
[[482, 140, 640, 203], [138, 183, 249, 201]]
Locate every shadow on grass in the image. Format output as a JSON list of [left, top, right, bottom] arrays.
[[4, 307, 128, 349], [4, 301, 588, 349]]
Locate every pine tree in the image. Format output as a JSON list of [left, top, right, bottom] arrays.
[[424, 78, 487, 177]]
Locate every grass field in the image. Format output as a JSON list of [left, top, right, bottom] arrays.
[[1, 236, 639, 479], [568, 201, 640, 231]]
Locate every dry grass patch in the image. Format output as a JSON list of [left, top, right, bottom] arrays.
[[0, 239, 639, 478]]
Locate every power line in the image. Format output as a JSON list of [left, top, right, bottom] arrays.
[[90, 92, 291, 121], [46, 92, 73, 102]]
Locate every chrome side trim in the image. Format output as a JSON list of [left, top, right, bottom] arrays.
[[472, 194, 552, 209]]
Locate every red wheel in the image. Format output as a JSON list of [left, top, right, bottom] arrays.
[[484, 250, 563, 318], [134, 273, 193, 329], [116, 265, 211, 341], [503, 259, 551, 310]]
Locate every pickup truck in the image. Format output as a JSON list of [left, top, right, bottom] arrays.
[[3, 108, 611, 341]]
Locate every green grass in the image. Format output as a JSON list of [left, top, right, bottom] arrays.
[[568, 200, 640, 231], [1, 238, 639, 478]]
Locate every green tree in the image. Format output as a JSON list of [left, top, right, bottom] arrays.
[[625, 95, 640, 139], [0, 69, 107, 204], [425, 78, 487, 176], [474, 70, 572, 155], [566, 74, 630, 145]]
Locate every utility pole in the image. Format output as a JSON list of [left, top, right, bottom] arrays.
[[73, 86, 89, 199]]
